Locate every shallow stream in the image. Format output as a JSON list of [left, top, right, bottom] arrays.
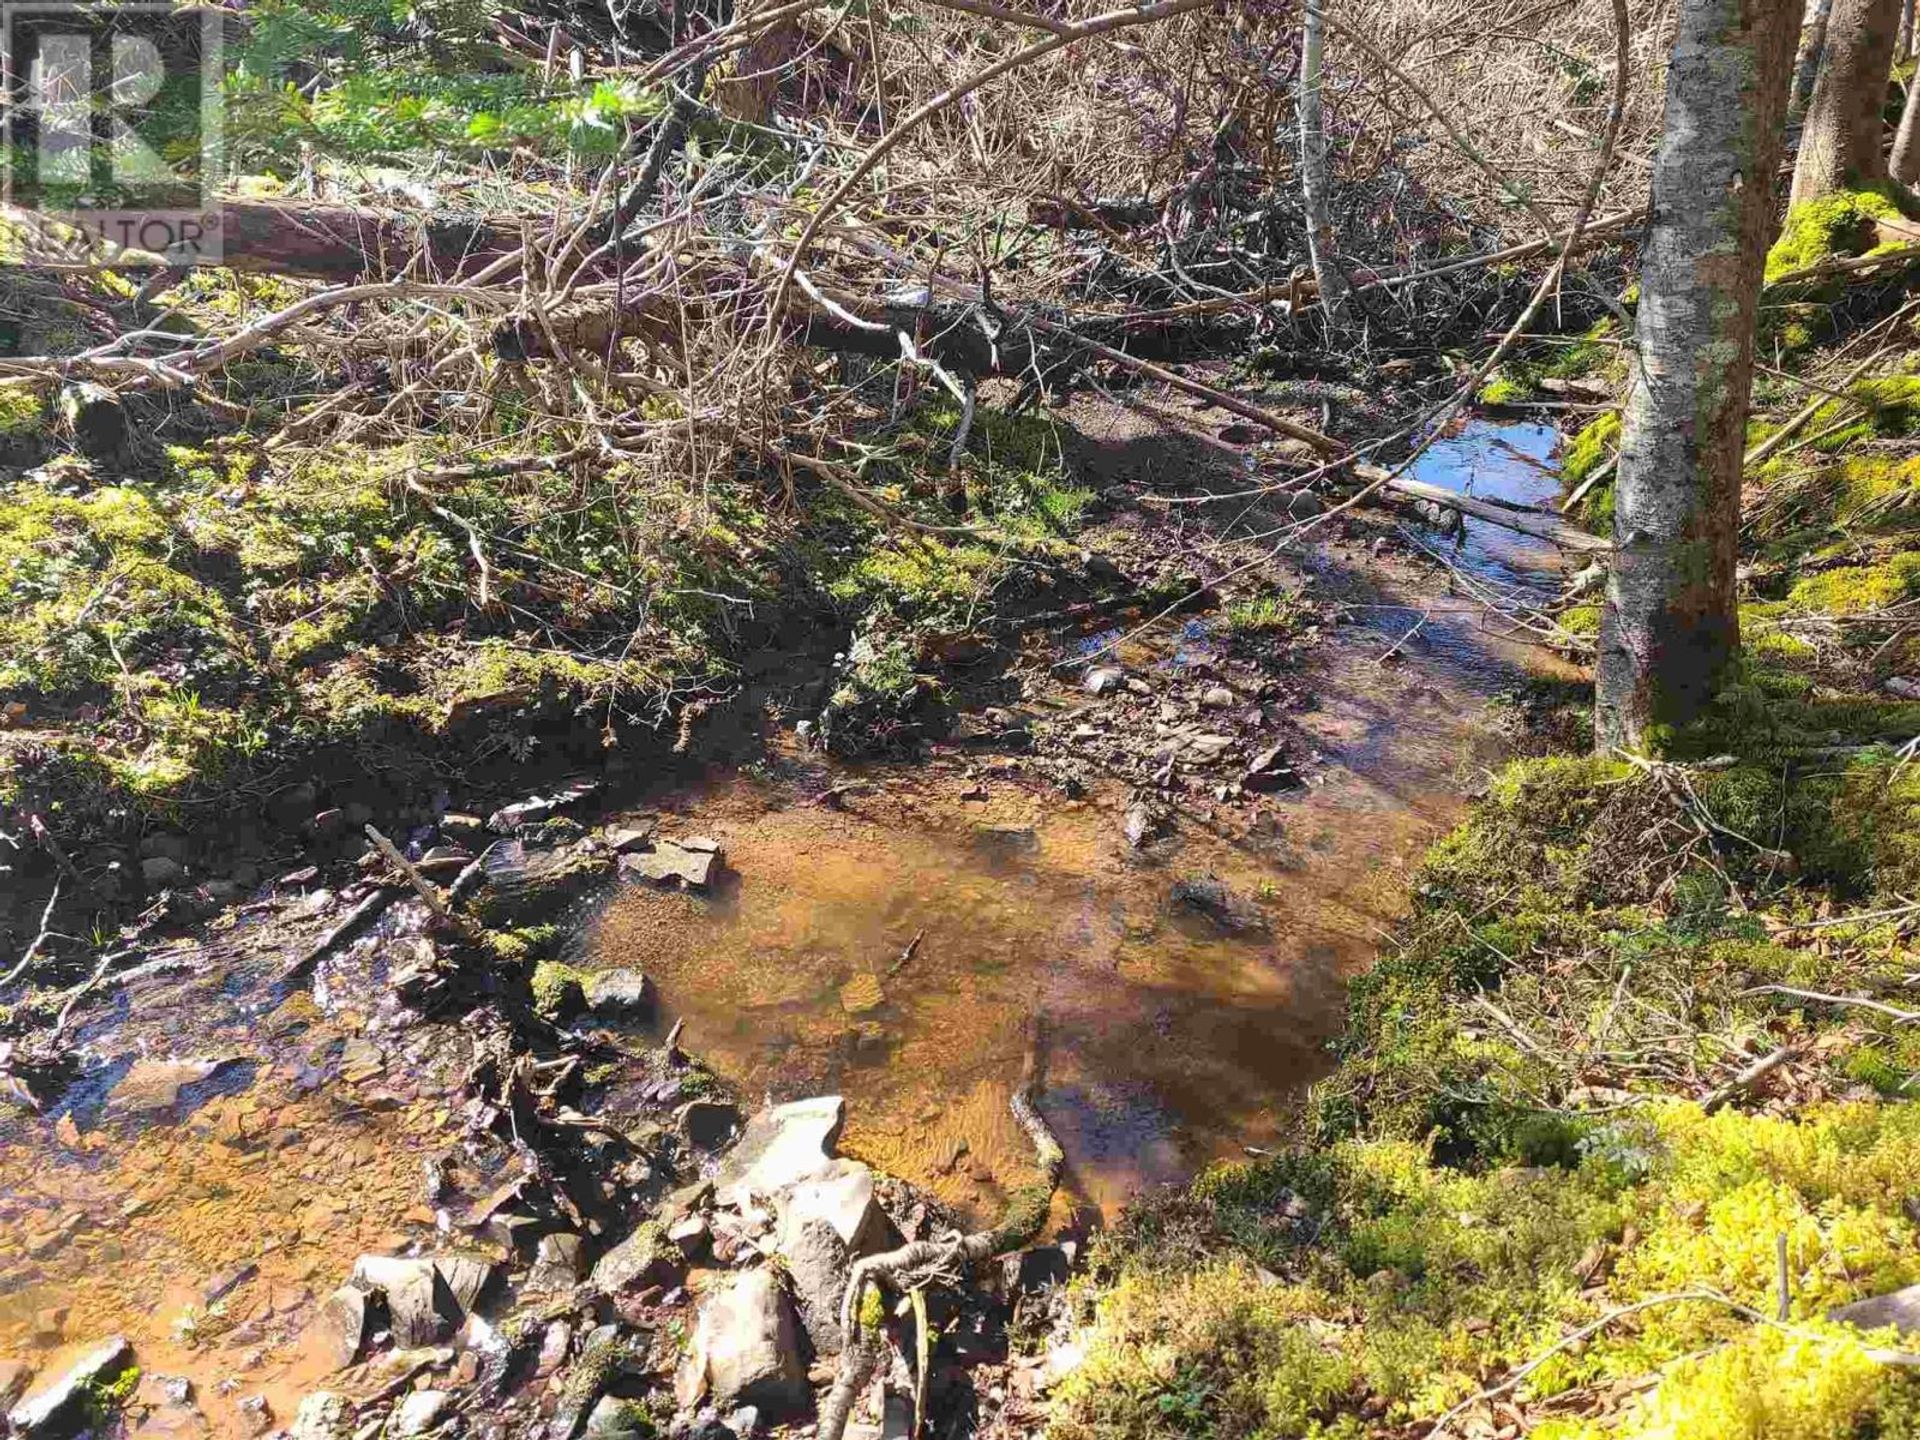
[[0, 419, 1570, 1432]]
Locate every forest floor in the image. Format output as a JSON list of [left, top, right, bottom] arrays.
[[8, 178, 1920, 1440]]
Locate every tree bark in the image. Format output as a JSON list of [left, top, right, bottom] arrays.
[[1894, 72, 1920, 178], [1792, 0, 1836, 116], [1595, 0, 1799, 751], [217, 201, 524, 281], [1902, 0, 1916, 58], [1298, 0, 1351, 330], [1790, 0, 1902, 204]]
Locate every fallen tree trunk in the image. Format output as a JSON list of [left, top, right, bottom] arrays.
[[491, 284, 1351, 378], [217, 202, 525, 281]]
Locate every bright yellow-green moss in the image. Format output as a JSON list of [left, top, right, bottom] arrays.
[[1478, 370, 1531, 406], [1766, 189, 1902, 283], [1554, 1323, 1916, 1440], [0, 384, 44, 436], [1559, 603, 1600, 637], [530, 960, 592, 1021], [1562, 412, 1621, 489], [1786, 552, 1920, 614]]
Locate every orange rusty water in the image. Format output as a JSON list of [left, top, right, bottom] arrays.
[[591, 608, 1525, 1224]]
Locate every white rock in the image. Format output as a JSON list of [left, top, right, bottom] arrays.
[[714, 1096, 845, 1206], [391, 1390, 452, 1436]]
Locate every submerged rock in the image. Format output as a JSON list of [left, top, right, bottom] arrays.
[[8, 1335, 132, 1438], [673, 1269, 807, 1416], [469, 841, 611, 925]]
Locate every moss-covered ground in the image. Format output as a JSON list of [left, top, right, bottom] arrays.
[[1055, 218, 1920, 1440], [0, 272, 1110, 855]]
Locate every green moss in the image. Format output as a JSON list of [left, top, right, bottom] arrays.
[[1766, 189, 1902, 283], [1786, 552, 1920, 614], [1478, 369, 1533, 407], [531, 960, 592, 1021], [1561, 413, 1620, 490], [0, 384, 45, 435], [1223, 589, 1311, 636]]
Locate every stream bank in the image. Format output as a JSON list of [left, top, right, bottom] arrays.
[[0, 398, 1585, 1439]]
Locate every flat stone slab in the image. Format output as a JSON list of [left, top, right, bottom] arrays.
[[9, 1336, 132, 1437], [1833, 1284, 1920, 1335], [714, 1096, 845, 1206], [619, 843, 716, 889]]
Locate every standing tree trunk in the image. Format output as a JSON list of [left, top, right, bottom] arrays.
[[1790, 0, 1902, 203], [1793, 0, 1836, 116], [1298, 0, 1351, 330], [1902, 0, 1916, 57], [1595, 0, 1799, 751], [1894, 73, 1920, 178]]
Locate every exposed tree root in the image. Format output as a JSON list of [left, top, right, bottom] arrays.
[[818, 1026, 1065, 1440]]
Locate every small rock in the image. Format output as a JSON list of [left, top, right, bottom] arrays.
[[668, 1215, 711, 1258], [391, 1390, 452, 1436], [590, 1225, 683, 1294], [526, 1233, 585, 1292], [776, 1159, 884, 1254], [619, 843, 717, 889], [204, 1263, 257, 1304], [1185, 734, 1234, 761], [1885, 676, 1920, 700], [602, 825, 656, 854], [440, 813, 484, 840], [1083, 666, 1125, 696], [673, 1269, 807, 1416], [775, 1216, 850, 1356], [141, 855, 186, 887], [348, 1257, 459, 1348], [535, 1320, 572, 1377], [289, 1394, 352, 1440], [106, 1057, 235, 1118], [1832, 1283, 1920, 1335], [676, 1099, 743, 1148], [234, 1394, 272, 1436], [1123, 803, 1162, 849], [585, 969, 654, 1020], [583, 1397, 650, 1440], [305, 1282, 368, 1374], [487, 796, 554, 833], [1200, 686, 1235, 709]]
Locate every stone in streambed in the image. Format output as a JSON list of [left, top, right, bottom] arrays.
[[672, 1269, 807, 1416], [585, 969, 653, 1020], [8, 1336, 132, 1438], [391, 1390, 453, 1436], [288, 1393, 353, 1440], [714, 1096, 845, 1207], [306, 1285, 368, 1370], [590, 1224, 683, 1295]]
